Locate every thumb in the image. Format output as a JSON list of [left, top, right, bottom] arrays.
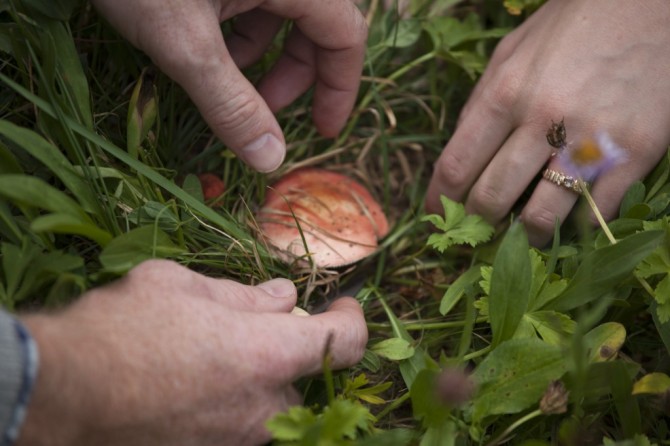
[[176, 61, 287, 172], [130, 3, 287, 172]]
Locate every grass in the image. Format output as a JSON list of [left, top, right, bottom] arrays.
[[2, 0, 670, 445]]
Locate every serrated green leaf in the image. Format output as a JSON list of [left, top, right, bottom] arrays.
[[322, 399, 371, 440], [423, 196, 494, 252], [266, 405, 317, 441]]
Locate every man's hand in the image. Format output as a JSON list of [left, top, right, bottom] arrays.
[[91, 0, 368, 172], [18, 260, 368, 445], [427, 0, 670, 246]]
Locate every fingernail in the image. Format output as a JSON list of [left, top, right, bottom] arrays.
[[257, 278, 296, 298], [241, 133, 285, 172]]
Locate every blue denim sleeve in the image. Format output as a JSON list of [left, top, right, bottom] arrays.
[[0, 310, 39, 446]]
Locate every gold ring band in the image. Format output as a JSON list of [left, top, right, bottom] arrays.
[[542, 168, 589, 194]]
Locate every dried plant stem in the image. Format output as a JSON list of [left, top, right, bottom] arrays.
[[578, 179, 616, 245], [578, 179, 656, 298]]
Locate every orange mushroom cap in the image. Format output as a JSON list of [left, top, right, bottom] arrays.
[[257, 168, 389, 268]]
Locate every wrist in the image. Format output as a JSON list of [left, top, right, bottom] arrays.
[[15, 314, 103, 446]]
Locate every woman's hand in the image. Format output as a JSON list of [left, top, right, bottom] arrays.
[[427, 0, 670, 246]]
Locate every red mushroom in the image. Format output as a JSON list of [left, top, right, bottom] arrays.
[[197, 173, 226, 206], [256, 168, 389, 268]]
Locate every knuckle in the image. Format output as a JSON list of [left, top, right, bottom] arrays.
[[467, 184, 505, 221], [206, 89, 262, 135], [485, 72, 523, 112], [125, 259, 186, 285], [521, 205, 561, 238], [434, 150, 471, 192]]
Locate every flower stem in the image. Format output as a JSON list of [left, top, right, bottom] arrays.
[[486, 409, 543, 446], [578, 179, 656, 299], [578, 179, 616, 244]]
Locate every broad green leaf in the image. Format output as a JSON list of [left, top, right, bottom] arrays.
[[378, 296, 434, 388], [99, 225, 183, 273], [545, 230, 664, 312], [0, 120, 99, 214], [632, 372, 670, 395], [182, 173, 205, 202], [471, 338, 567, 422], [419, 420, 457, 446], [370, 338, 416, 361], [383, 18, 422, 48], [423, 15, 509, 51], [583, 322, 626, 363], [0, 174, 90, 221], [439, 266, 481, 315], [410, 369, 450, 428], [651, 300, 670, 356], [30, 213, 113, 246], [41, 20, 93, 129], [489, 222, 532, 347], [422, 195, 494, 252]]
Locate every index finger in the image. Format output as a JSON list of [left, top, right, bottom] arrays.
[[263, 0, 368, 136]]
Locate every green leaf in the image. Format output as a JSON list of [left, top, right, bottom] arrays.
[[583, 322, 626, 363], [127, 69, 158, 158], [422, 195, 494, 252], [99, 225, 183, 274], [321, 399, 371, 440], [489, 222, 532, 347], [439, 266, 481, 315], [370, 338, 416, 361], [266, 406, 317, 441], [0, 74, 253, 245], [0, 122, 94, 205], [632, 372, 670, 395], [524, 311, 575, 346], [30, 213, 113, 246], [545, 230, 665, 312], [378, 296, 435, 388], [471, 338, 567, 423], [0, 174, 90, 221], [410, 369, 450, 428], [128, 201, 181, 233], [383, 18, 422, 48]]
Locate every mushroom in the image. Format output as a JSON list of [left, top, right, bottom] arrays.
[[197, 173, 226, 206], [256, 168, 389, 268]]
